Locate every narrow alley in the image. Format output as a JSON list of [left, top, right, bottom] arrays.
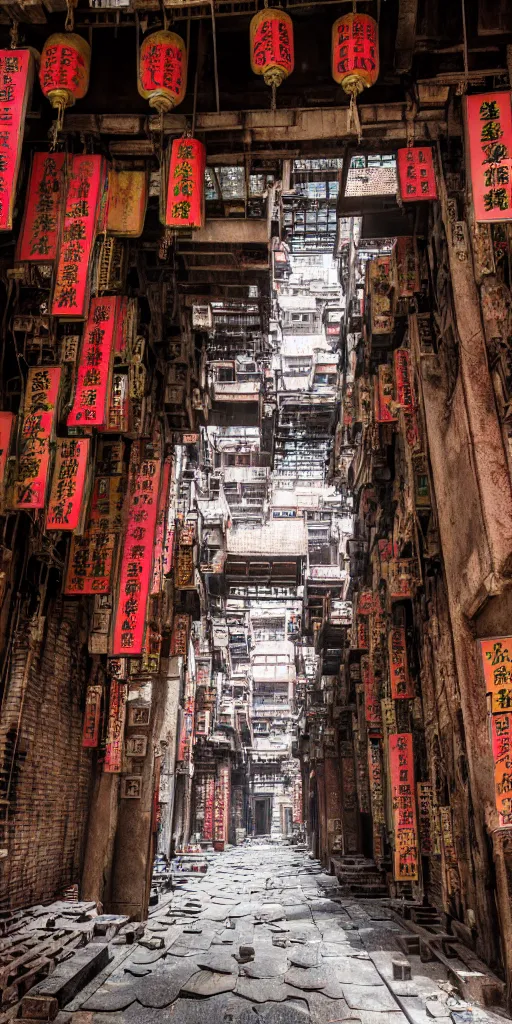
[[18, 843, 506, 1024]]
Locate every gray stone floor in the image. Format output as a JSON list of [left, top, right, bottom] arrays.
[[64, 844, 509, 1024]]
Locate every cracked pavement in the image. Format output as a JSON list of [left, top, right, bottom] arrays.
[[62, 844, 509, 1024]]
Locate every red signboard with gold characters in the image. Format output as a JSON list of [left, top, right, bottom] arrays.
[[165, 137, 205, 230], [0, 49, 34, 232], [112, 442, 161, 656], [52, 154, 105, 318], [466, 92, 512, 222], [389, 732, 419, 881], [68, 296, 117, 429], [397, 147, 438, 202], [17, 152, 66, 262]]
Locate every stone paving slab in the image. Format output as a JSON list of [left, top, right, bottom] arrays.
[[62, 844, 508, 1024]]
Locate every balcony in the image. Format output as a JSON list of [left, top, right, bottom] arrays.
[[212, 381, 261, 402]]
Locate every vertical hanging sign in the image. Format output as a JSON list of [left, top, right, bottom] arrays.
[[12, 367, 61, 509], [112, 442, 161, 656], [104, 680, 127, 772], [480, 637, 512, 712], [388, 626, 414, 699], [367, 741, 385, 862], [480, 636, 512, 824], [0, 412, 14, 482], [203, 775, 215, 840], [393, 349, 414, 411], [362, 655, 382, 731], [65, 532, 116, 594], [389, 732, 419, 881], [165, 137, 206, 229], [397, 147, 438, 202], [46, 437, 89, 531], [16, 152, 66, 261], [68, 296, 117, 429], [0, 49, 33, 231], [107, 168, 148, 237], [52, 154, 104, 317], [151, 456, 172, 595], [491, 711, 512, 825], [466, 92, 512, 222], [82, 684, 103, 747]]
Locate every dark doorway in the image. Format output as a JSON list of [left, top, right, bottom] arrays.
[[255, 797, 271, 835]]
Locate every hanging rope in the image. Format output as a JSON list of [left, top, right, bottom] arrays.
[[9, 19, 19, 48], [65, 0, 75, 32]]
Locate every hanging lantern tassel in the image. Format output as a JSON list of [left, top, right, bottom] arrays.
[[332, 12, 379, 143], [250, 9, 294, 111], [346, 81, 363, 142]]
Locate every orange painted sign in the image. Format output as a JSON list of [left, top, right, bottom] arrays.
[[375, 364, 397, 423], [12, 367, 61, 509], [466, 92, 512, 222], [480, 637, 512, 712], [17, 152, 66, 261], [46, 437, 89, 531]]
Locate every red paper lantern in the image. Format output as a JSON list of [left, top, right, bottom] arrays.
[[165, 137, 206, 230], [250, 8, 294, 103], [39, 33, 90, 126], [138, 30, 187, 114], [332, 12, 379, 96]]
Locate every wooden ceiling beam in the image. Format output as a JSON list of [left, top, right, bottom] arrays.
[[395, 0, 419, 74]]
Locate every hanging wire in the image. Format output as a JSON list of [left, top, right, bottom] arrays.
[[65, 0, 75, 32]]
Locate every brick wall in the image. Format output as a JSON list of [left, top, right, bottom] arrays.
[[0, 596, 93, 909]]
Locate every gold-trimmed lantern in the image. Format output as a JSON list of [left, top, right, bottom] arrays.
[[138, 30, 187, 114], [332, 12, 379, 137], [250, 8, 294, 109], [39, 33, 91, 129]]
